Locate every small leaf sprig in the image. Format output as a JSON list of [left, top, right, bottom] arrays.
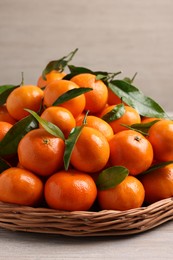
[[42, 48, 78, 80]]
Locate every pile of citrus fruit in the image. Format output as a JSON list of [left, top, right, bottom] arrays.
[[0, 49, 173, 212]]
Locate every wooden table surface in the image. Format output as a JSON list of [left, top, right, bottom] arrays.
[[0, 221, 173, 260], [0, 0, 173, 259]]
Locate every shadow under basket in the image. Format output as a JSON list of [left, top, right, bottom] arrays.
[[0, 198, 173, 237]]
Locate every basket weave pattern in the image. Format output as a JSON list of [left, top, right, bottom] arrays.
[[0, 198, 173, 237]]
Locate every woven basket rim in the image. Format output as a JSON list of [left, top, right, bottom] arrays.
[[0, 197, 173, 237]]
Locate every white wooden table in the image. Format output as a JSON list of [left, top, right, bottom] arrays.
[[0, 0, 173, 259], [0, 222, 173, 260]]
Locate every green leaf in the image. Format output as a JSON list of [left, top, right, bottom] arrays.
[[65, 65, 121, 82], [68, 65, 93, 74], [53, 87, 92, 106], [0, 85, 14, 94], [25, 109, 65, 140], [0, 84, 20, 105], [142, 161, 173, 175], [64, 125, 84, 171], [121, 120, 160, 136], [64, 65, 93, 80], [0, 115, 38, 157], [108, 80, 167, 118], [102, 103, 125, 122], [0, 157, 11, 173], [42, 48, 78, 80], [96, 166, 129, 191]]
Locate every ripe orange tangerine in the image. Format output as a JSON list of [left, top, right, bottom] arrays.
[[6, 85, 44, 121], [148, 120, 173, 162], [70, 126, 110, 173], [71, 73, 108, 114], [0, 167, 43, 206], [109, 130, 153, 175], [43, 80, 86, 118], [40, 106, 76, 138], [44, 169, 97, 211], [37, 70, 66, 88], [18, 128, 65, 176], [140, 164, 173, 204], [97, 175, 145, 211]]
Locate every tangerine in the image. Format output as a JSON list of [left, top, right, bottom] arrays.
[[97, 175, 145, 210], [140, 164, 173, 204], [148, 120, 173, 162], [109, 130, 153, 175], [40, 106, 76, 138], [44, 169, 97, 211], [6, 85, 44, 121], [0, 167, 43, 206], [71, 73, 108, 114], [37, 70, 66, 88], [70, 126, 110, 173], [18, 128, 65, 176], [43, 79, 86, 118]]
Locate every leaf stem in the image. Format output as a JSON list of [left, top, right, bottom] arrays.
[[131, 72, 138, 83], [21, 72, 24, 86], [66, 48, 78, 64]]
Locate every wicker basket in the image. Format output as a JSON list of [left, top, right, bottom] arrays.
[[0, 198, 173, 237]]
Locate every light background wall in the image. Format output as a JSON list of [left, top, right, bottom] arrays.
[[0, 0, 173, 111]]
